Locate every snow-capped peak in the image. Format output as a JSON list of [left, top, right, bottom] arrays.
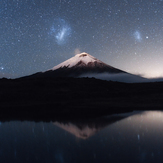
[[51, 52, 102, 70]]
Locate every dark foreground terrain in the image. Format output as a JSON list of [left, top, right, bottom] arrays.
[[0, 77, 163, 121]]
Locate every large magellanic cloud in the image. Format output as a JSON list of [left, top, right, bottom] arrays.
[[49, 19, 72, 45]]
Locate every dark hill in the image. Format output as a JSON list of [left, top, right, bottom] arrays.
[[0, 77, 163, 121]]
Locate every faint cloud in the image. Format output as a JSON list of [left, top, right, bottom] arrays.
[[74, 48, 81, 55], [79, 72, 163, 83], [79, 73, 146, 83]]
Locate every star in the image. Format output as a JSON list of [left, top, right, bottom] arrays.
[[0, 67, 4, 70]]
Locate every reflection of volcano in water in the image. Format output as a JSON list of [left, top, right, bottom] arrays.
[[53, 115, 127, 139]]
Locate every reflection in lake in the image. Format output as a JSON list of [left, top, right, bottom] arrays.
[[53, 115, 126, 139], [0, 111, 163, 162]]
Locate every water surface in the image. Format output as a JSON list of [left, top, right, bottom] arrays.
[[0, 111, 163, 163]]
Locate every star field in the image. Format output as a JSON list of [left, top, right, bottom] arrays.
[[1, 0, 163, 78]]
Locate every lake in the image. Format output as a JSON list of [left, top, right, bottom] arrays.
[[0, 111, 163, 163]]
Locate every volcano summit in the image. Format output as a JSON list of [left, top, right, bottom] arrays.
[[28, 52, 127, 79], [51, 52, 124, 74]]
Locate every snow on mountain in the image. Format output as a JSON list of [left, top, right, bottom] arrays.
[[51, 52, 112, 70]]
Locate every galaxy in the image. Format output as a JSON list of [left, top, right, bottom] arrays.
[[134, 30, 142, 42], [0, 0, 163, 78], [49, 19, 72, 45]]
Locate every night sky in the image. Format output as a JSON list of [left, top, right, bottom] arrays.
[[1, 0, 163, 78]]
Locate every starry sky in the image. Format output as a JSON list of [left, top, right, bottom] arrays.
[[1, 0, 163, 78]]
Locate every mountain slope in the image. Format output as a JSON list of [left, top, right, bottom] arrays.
[[49, 52, 125, 75], [23, 52, 145, 82], [29, 52, 125, 79]]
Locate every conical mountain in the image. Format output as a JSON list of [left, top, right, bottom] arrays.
[[24, 52, 144, 82], [43, 52, 125, 78], [51, 52, 123, 72]]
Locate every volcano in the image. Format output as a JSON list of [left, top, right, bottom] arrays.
[[25, 52, 144, 82], [50, 52, 125, 75], [28, 52, 126, 78]]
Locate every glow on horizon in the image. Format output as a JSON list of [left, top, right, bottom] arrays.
[[127, 69, 163, 79]]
